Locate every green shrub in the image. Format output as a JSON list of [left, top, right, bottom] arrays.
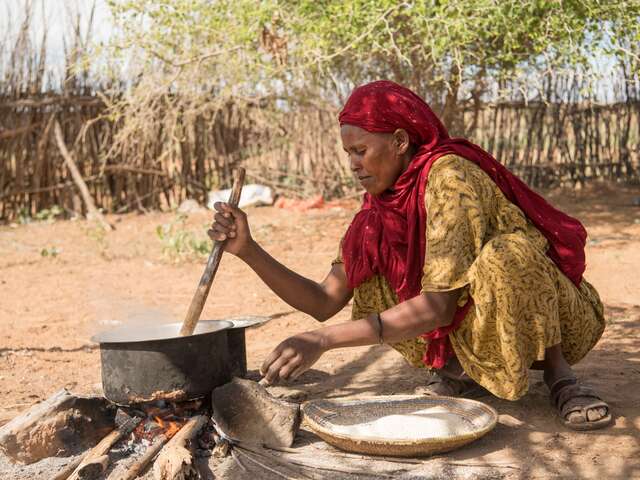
[[156, 213, 211, 262], [18, 205, 64, 225], [40, 246, 61, 257]]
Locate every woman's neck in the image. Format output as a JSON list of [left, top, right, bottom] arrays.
[[400, 144, 418, 174]]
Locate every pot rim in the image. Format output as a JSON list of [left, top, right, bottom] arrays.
[[225, 315, 271, 329], [91, 319, 234, 344]]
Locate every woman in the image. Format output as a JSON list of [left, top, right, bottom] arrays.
[[209, 81, 611, 431]]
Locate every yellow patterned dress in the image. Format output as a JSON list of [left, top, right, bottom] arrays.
[[334, 155, 605, 401]]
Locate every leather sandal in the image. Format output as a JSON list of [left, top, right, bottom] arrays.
[[416, 372, 489, 398], [549, 377, 612, 431]]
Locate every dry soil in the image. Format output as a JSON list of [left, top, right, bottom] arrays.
[[1, 183, 639, 479]]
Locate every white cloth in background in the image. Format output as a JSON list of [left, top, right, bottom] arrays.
[[207, 184, 274, 209]]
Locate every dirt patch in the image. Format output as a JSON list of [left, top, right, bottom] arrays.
[[1, 183, 639, 479]]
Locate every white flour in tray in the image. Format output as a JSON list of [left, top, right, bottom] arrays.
[[329, 406, 472, 440]]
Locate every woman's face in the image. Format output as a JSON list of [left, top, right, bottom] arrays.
[[340, 124, 411, 195]]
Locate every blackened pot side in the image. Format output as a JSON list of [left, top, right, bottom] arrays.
[[92, 320, 233, 405], [224, 316, 273, 378]]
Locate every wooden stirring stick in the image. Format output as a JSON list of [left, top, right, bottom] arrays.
[[180, 168, 246, 336]]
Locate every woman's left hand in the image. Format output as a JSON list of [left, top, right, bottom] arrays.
[[260, 331, 327, 384]]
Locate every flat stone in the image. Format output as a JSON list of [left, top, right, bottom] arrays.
[[211, 378, 301, 448]]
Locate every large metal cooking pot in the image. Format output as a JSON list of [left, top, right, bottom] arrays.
[[92, 320, 234, 405], [224, 315, 272, 378]]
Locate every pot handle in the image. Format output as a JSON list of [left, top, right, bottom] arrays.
[[180, 168, 246, 336]]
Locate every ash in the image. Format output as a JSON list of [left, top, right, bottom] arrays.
[[0, 451, 82, 480]]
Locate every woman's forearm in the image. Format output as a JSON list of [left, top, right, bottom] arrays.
[[240, 240, 347, 321], [260, 289, 461, 383], [318, 290, 460, 349]]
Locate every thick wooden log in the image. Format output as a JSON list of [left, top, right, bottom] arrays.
[[76, 454, 109, 479], [153, 415, 208, 480], [66, 416, 141, 480]]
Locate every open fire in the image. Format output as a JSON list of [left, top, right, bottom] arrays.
[[0, 389, 221, 480], [103, 397, 215, 480], [129, 399, 204, 444], [0, 379, 300, 480]]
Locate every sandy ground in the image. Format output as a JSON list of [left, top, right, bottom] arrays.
[[1, 182, 639, 479]]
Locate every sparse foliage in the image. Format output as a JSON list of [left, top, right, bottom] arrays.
[[107, 1, 640, 111], [156, 213, 211, 262], [1, 1, 640, 222], [40, 246, 61, 257]]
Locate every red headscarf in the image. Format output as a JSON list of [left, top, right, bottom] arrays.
[[339, 80, 587, 369]]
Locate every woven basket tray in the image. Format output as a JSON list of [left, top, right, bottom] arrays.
[[302, 395, 497, 457]]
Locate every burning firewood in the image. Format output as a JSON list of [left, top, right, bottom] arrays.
[[114, 434, 168, 480], [153, 415, 208, 480], [65, 415, 142, 480], [76, 454, 109, 479]]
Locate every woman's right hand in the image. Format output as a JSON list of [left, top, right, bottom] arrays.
[[207, 202, 254, 258]]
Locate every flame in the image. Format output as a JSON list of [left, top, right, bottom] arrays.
[[154, 416, 182, 439], [129, 402, 193, 442]]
